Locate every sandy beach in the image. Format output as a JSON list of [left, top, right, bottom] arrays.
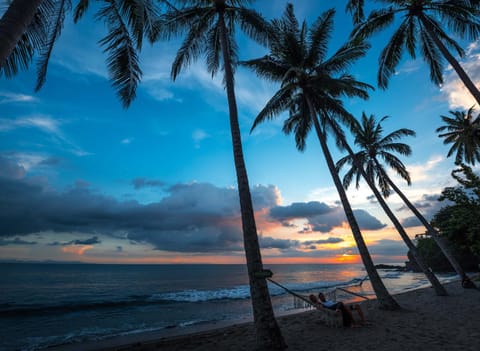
[[50, 279, 480, 351]]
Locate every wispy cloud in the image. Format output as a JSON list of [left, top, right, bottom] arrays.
[[0, 115, 90, 156], [0, 91, 38, 104], [440, 40, 480, 109], [192, 129, 210, 148]]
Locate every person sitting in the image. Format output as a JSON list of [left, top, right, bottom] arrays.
[[317, 292, 366, 327]]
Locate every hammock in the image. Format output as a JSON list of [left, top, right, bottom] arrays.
[[266, 276, 370, 328]]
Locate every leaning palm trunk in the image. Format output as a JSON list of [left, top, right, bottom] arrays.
[[363, 174, 447, 296], [380, 162, 476, 288], [332, 123, 448, 296], [218, 13, 286, 350], [308, 103, 400, 310], [0, 0, 43, 68], [419, 14, 480, 106]]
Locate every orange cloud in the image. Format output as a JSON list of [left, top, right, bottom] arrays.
[[61, 245, 93, 256]]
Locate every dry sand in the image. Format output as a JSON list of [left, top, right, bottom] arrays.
[[51, 279, 480, 351]]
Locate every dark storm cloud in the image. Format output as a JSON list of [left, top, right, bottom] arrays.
[[0, 237, 37, 246], [260, 236, 299, 250], [303, 237, 344, 246], [269, 201, 333, 220], [48, 236, 101, 246], [269, 201, 386, 233], [0, 154, 26, 179], [0, 176, 294, 253], [132, 177, 166, 189]]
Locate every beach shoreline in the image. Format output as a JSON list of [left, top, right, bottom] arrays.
[[48, 278, 480, 351]]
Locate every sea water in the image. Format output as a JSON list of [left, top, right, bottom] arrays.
[[0, 263, 458, 351]]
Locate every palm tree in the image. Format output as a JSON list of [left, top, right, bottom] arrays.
[[159, 1, 286, 349], [243, 3, 400, 310], [0, 0, 50, 78], [436, 107, 480, 165], [351, 0, 480, 105], [1, 0, 167, 103], [337, 114, 466, 292]]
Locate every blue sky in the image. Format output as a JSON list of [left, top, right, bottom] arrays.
[[0, 1, 478, 264]]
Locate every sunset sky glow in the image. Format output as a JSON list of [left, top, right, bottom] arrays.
[[1, 1, 479, 265]]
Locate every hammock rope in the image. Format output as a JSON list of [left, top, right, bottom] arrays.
[[266, 275, 370, 310]]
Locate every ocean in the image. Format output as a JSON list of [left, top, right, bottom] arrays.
[[0, 263, 458, 351]]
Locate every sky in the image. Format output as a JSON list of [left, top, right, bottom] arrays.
[[0, 1, 479, 265]]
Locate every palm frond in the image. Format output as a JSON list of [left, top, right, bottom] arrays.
[[35, 0, 70, 91], [97, 2, 142, 108], [73, 0, 90, 23], [350, 7, 395, 41], [251, 84, 296, 132], [377, 20, 407, 89], [1, 0, 55, 78], [234, 6, 270, 46], [305, 8, 335, 67], [170, 12, 211, 80], [345, 0, 365, 24], [419, 25, 443, 86]]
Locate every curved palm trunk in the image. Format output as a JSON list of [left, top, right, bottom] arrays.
[[0, 0, 43, 68], [363, 172, 447, 296], [380, 164, 476, 288], [419, 14, 480, 106], [218, 12, 286, 351], [309, 105, 400, 310], [332, 124, 448, 295]]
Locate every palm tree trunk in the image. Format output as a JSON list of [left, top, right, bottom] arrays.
[[309, 106, 400, 310], [419, 14, 480, 106], [0, 0, 44, 68], [381, 166, 476, 288], [217, 12, 286, 351], [365, 174, 448, 295], [332, 126, 448, 295]]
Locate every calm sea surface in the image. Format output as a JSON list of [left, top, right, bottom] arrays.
[[0, 263, 458, 351]]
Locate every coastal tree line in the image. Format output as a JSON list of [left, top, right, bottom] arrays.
[[1, 1, 480, 349]]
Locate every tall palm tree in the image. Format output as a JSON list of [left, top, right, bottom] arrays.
[[243, 3, 400, 310], [160, 1, 286, 349], [351, 0, 480, 105], [436, 107, 480, 165], [336, 113, 415, 198], [337, 113, 470, 290]]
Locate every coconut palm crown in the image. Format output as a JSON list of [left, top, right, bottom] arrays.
[[336, 113, 416, 197], [1, 0, 166, 106], [351, 0, 480, 104], [436, 107, 480, 165]]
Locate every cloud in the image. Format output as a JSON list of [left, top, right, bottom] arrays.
[[269, 201, 386, 233], [0, 176, 283, 253], [302, 237, 345, 246], [121, 137, 134, 144], [0, 91, 38, 104], [0, 154, 26, 179], [0, 115, 90, 156], [400, 193, 449, 228], [440, 41, 480, 109], [131, 177, 166, 190], [0, 237, 37, 246], [368, 239, 407, 258], [192, 129, 210, 148], [48, 236, 101, 246], [270, 201, 333, 220]]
